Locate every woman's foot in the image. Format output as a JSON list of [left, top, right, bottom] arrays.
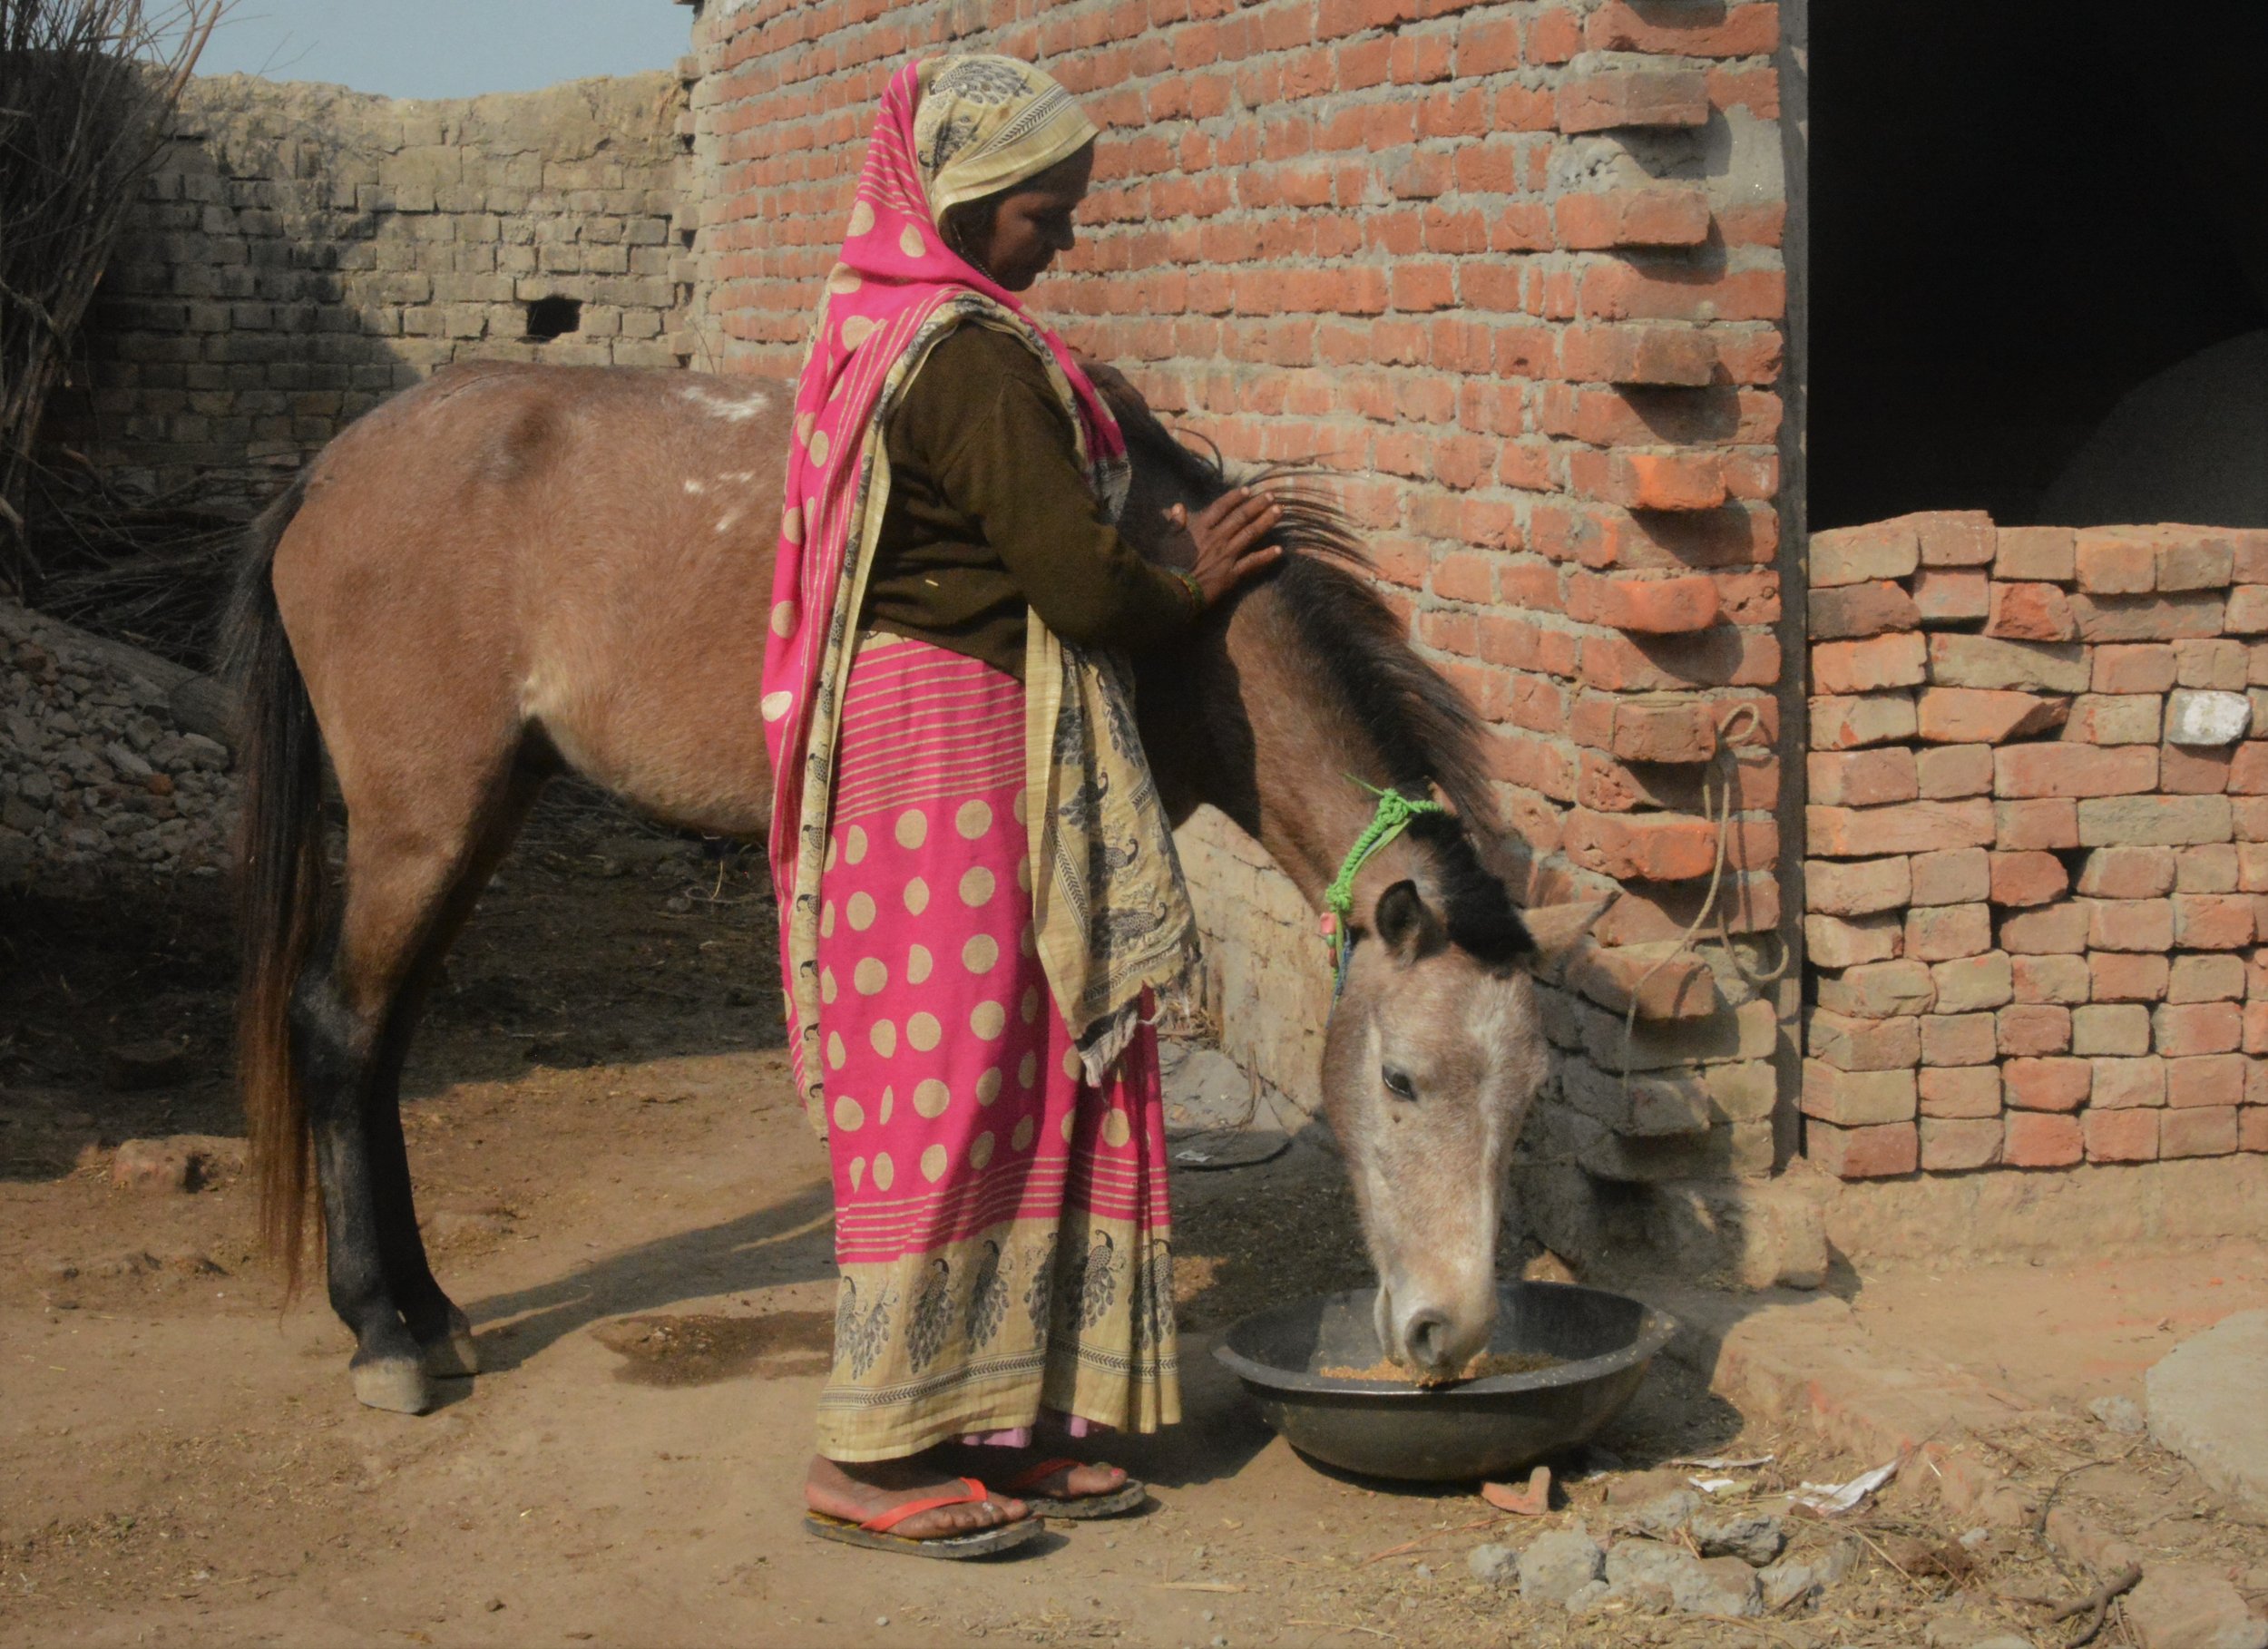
[[806, 1453, 1029, 1539], [938, 1445, 1138, 1508], [998, 1456, 1130, 1501]]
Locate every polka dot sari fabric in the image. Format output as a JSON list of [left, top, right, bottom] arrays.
[[759, 58, 1130, 1132], [814, 634, 1178, 1460]]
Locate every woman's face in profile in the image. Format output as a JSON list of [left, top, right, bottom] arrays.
[[970, 142, 1094, 290]]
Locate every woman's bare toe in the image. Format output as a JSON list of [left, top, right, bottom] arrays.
[[894, 1495, 1020, 1539], [807, 1454, 1030, 1540], [1027, 1460, 1125, 1498]]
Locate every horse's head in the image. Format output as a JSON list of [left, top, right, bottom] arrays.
[[1319, 818, 1567, 1376], [1091, 361, 1589, 1375]]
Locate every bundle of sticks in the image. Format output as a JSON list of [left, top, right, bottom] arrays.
[[0, 0, 223, 593]]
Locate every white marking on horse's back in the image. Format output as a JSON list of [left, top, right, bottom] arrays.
[[683, 478, 707, 495], [680, 384, 772, 424], [715, 511, 741, 535]]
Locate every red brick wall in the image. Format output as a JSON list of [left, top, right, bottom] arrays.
[[1803, 516, 2268, 1179], [688, 0, 1794, 1215]]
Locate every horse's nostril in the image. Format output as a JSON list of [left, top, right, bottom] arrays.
[[1404, 1309, 1452, 1371]]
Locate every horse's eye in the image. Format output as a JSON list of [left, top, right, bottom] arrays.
[[1382, 1066, 1415, 1101]]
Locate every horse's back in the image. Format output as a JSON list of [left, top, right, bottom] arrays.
[[272, 364, 795, 836]]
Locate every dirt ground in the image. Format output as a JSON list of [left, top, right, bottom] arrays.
[[1850, 1244, 2268, 1414], [5, 785, 2264, 1648]]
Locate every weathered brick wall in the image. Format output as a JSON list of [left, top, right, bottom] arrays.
[[688, 0, 1799, 1227], [1803, 515, 2268, 1179], [53, 72, 698, 504], [1177, 813, 1336, 1112]]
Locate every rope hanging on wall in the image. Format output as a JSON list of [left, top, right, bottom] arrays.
[[1616, 701, 1788, 1106]]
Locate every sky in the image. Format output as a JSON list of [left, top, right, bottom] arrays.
[[180, 0, 692, 101]]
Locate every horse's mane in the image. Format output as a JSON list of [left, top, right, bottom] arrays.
[[1099, 377, 1534, 965]]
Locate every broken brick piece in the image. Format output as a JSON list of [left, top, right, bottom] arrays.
[[1916, 688, 2069, 744], [1984, 581, 2077, 642], [1809, 581, 1921, 641]]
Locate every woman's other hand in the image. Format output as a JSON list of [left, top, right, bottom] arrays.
[[1167, 488, 1284, 609]]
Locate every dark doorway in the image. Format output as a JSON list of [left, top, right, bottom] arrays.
[[1807, 2, 2268, 530]]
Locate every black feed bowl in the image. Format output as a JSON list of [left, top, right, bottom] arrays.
[[1214, 1282, 1677, 1482]]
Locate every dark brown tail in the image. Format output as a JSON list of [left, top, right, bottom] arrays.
[[220, 472, 324, 1290]]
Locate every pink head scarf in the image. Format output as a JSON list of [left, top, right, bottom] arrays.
[[761, 56, 1123, 1104]]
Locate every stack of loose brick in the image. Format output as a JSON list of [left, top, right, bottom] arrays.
[[1803, 512, 2268, 1178]]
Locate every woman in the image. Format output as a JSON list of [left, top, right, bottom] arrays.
[[762, 54, 1283, 1556]]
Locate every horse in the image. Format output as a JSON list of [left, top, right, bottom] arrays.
[[225, 357, 1580, 1415]]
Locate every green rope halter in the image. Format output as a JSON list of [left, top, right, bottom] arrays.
[[1321, 778, 1447, 990]]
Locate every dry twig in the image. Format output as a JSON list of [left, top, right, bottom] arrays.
[[1358, 1517, 1492, 1566], [1, 0, 226, 591], [2031, 1445, 2146, 1539], [2004, 1564, 2142, 1649]]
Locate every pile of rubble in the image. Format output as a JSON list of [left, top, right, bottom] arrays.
[[0, 601, 238, 882], [1453, 1439, 2268, 1649], [1468, 1471, 1846, 1623]]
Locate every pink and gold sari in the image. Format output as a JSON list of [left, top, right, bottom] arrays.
[[760, 56, 1197, 1459]]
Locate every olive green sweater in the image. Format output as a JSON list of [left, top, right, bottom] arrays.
[[861, 322, 1194, 678]]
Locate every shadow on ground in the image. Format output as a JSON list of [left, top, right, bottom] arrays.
[[471, 1180, 838, 1370]]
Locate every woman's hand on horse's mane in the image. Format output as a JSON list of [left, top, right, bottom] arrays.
[[1168, 487, 1284, 609]]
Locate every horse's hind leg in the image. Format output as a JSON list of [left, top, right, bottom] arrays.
[[364, 765, 548, 1382], [296, 961, 428, 1412], [297, 757, 538, 1413]]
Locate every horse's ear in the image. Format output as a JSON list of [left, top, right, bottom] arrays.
[[1517, 897, 1618, 980], [1374, 880, 1447, 963]]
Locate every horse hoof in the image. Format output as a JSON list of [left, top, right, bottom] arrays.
[[422, 1325, 480, 1380], [353, 1357, 437, 1414]]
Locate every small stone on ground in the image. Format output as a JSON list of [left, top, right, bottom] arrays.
[[1518, 1527, 1604, 1606], [1600, 1538, 1762, 1618], [109, 1138, 193, 1193], [1691, 1508, 1785, 1565], [1759, 1537, 1860, 1611], [1465, 1542, 1518, 1586]]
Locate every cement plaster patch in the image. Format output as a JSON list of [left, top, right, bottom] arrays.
[[2146, 1307, 2268, 1512]]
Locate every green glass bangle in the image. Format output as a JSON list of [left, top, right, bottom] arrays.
[[1171, 569, 1207, 614]]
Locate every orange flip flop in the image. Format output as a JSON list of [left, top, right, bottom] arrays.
[[1002, 1457, 1149, 1520], [805, 1477, 1040, 1560]]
